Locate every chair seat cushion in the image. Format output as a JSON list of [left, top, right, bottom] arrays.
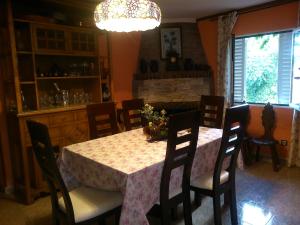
[[58, 186, 122, 223], [191, 170, 229, 190], [251, 138, 276, 145]]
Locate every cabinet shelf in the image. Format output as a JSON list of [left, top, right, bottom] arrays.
[[20, 81, 35, 84], [17, 51, 32, 55], [36, 76, 99, 80], [35, 51, 97, 57]]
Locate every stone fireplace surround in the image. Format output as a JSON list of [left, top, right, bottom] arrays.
[[133, 70, 212, 114], [134, 22, 212, 113]]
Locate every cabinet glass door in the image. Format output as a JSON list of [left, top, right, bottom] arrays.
[[292, 29, 300, 104], [35, 27, 66, 51]]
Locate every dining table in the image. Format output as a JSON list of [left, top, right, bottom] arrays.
[[59, 126, 242, 225]]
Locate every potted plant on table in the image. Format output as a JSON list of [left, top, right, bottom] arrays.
[[141, 104, 168, 141]]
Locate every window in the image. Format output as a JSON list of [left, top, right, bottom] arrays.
[[233, 31, 293, 105], [292, 30, 300, 104]]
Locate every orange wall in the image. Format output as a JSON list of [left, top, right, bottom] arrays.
[[110, 32, 141, 108], [198, 1, 299, 158], [197, 21, 218, 94], [233, 2, 298, 36]]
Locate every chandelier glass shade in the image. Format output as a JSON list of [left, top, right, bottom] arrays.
[[94, 0, 161, 32]]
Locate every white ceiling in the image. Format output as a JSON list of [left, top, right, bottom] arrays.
[[155, 0, 275, 22]]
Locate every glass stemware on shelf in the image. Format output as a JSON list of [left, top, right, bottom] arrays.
[[39, 89, 91, 109]]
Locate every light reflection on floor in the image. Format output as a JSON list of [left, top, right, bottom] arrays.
[[241, 202, 273, 225]]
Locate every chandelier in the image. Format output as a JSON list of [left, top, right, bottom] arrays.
[[94, 0, 161, 32]]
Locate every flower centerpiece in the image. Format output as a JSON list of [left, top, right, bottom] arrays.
[[141, 104, 168, 141]]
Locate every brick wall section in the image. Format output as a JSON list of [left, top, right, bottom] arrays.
[[134, 22, 211, 107], [138, 22, 207, 73], [133, 77, 210, 103]]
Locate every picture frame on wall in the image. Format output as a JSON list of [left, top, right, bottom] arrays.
[[160, 27, 182, 59]]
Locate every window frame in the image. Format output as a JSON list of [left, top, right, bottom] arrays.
[[232, 29, 293, 106]]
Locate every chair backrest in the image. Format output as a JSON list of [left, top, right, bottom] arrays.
[[199, 95, 225, 128], [262, 102, 275, 140], [122, 98, 144, 131], [160, 110, 200, 204], [26, 120, 75, 224], [86, 102, 119, 139], [213, 104, 249, 189]]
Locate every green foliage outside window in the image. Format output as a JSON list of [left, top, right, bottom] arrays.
[[244, 34, 279, 103]]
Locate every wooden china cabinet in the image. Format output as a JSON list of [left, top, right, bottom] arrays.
[[0, 0, 112, 203]]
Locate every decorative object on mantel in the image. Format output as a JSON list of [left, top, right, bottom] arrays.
[[184, 58, 194, 71], [141, 104, 168, 141], [166, 51, 180, 71], [94, 0, 161, 32], [150, 60, 159, 73], [140, 59, 148, 73]]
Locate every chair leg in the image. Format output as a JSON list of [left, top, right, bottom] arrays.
[[213, 195, 222, 225], [241, 140, 249, 166], [115, 208, 121, 224], [98, 217, 106, 225], [171, 206, 178, 220], [224, 192, 230, 206], [161, 206, 171, 225], [255, 145, 260, 162], [52, 217, 60, 225], [229, 188, 238, 225], [270, 144, 280, 172], [183, 193, 193, 225], [194, 191, 202, 207]]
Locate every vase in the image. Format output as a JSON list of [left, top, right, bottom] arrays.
[[150, 60, 159, 73], [143, 124, 168, 141], [140, 59, 148, 73]]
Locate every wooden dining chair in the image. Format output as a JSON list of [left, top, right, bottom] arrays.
[[26, 120, 122, 225], [122, 98, 144, 131], [191, 104, 249, 225], [159, 110, 201, 225], [86, 102, 119, 139], [250, 102, 280, 171], [199, 95, 225, 128]]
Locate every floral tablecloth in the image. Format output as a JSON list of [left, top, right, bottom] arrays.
[[60, 127, 226, 225]]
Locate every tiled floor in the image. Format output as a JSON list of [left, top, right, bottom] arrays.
[[1, 161, 300, 225]]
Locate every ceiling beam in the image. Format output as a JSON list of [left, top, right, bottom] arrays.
[[197, 0, 298, 21]]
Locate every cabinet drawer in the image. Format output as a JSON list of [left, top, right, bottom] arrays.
[[23, 116, 49, 146], [24, 116, 49, 133], [49, 112, 75, 126], [61, 123, 89, 145], [25, 126, 61, 146], [75, 110, 88, 121]]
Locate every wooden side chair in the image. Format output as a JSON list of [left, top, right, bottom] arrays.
[[159, 110, 201, 225], [199, 95, 225, 129], [191, 104, 249, 225], [250, 102, 280, 171], [122, 98, 144, 131], [26, 120, 122, 225], [86, 102, 119, 139]]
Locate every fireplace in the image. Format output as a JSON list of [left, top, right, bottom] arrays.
[[133, 70, 212, 113]]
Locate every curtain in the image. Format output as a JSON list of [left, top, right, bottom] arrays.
[[217, 11, 238, 107], [288, 111, 300, 167], [288, 1, 300, 167]]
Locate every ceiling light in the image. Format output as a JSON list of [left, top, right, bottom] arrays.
[[94, 0, 161, 32]]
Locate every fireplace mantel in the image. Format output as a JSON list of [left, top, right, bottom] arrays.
[[133, 69, 212, 104], [134, 70, 211, 80]]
